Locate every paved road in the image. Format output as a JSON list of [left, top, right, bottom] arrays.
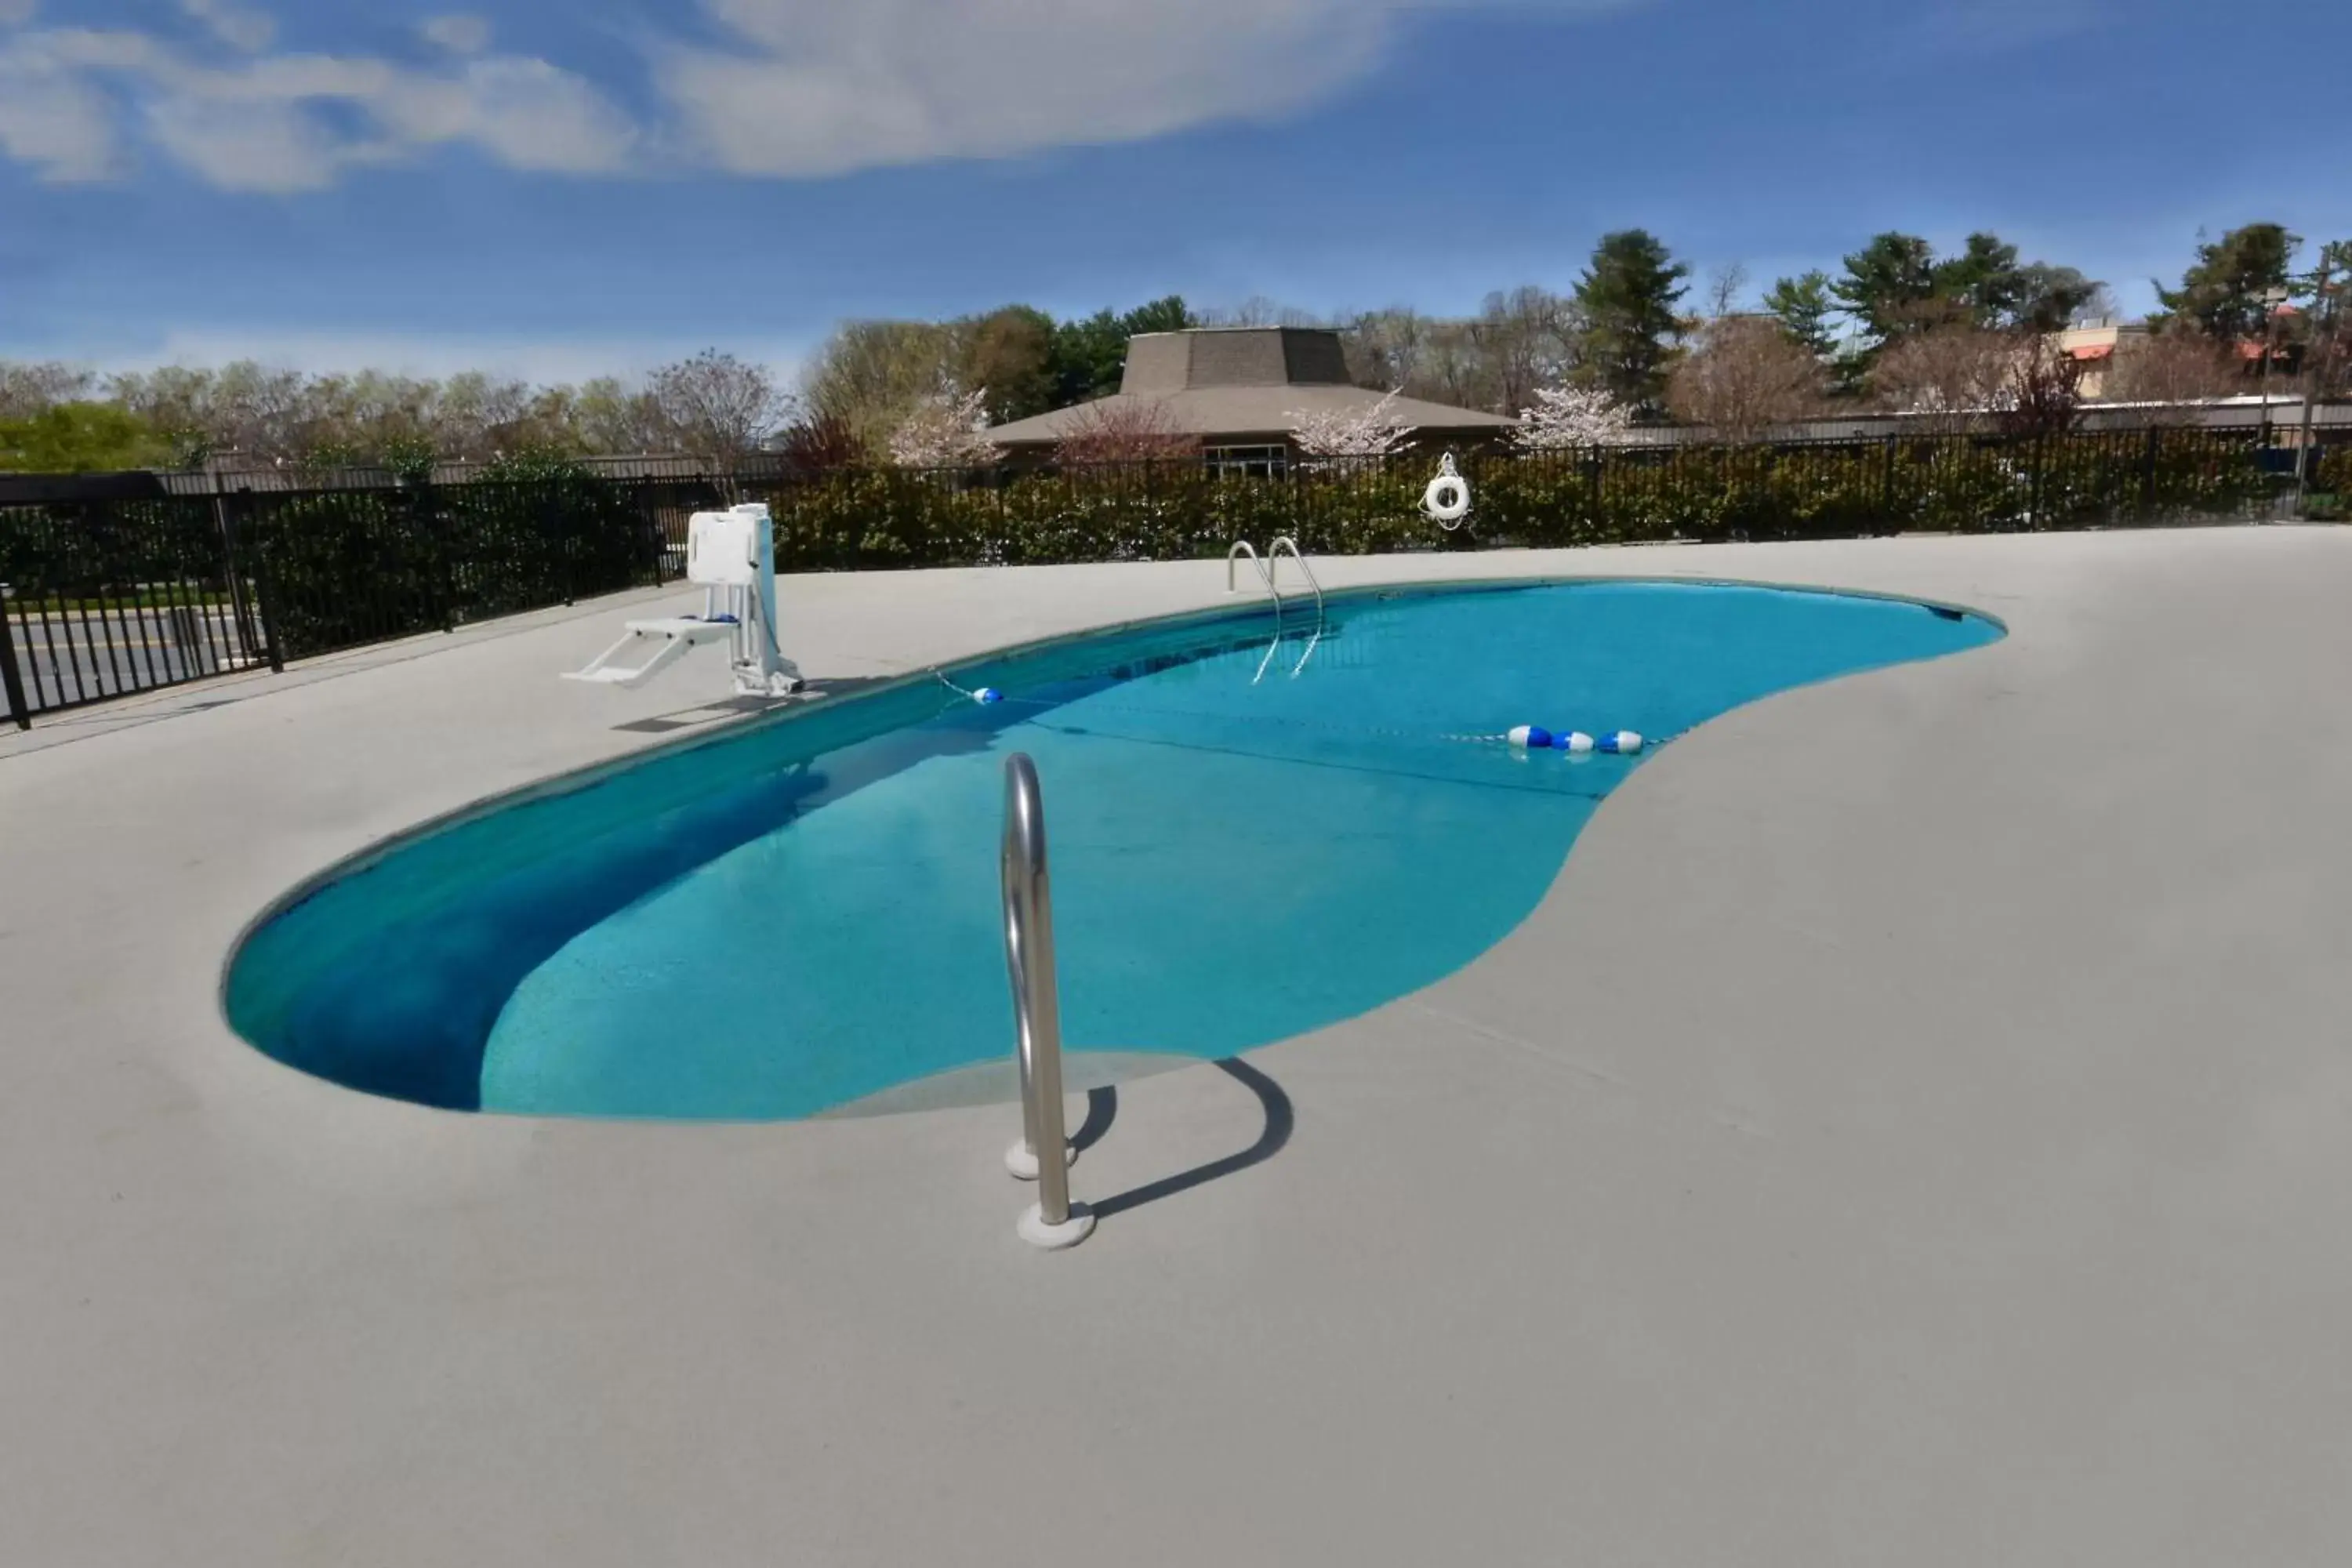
[[5, 607, 264, 710]]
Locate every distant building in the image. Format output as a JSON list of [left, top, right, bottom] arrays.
[[2054, 321, 2151, 401], [985, 327, 1516, 471], [2060, 307, 2306, 401]]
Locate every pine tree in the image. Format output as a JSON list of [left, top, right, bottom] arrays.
[[1571, 230, 1690, 416], [2152, 223, 2300, 340], [1763, 270, 1839, 360], [1833, 233, 1941, 347]]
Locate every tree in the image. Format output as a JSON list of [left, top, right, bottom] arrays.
[[801, 320, 963, 452], [1763, 271, 1840, 361], [1572, 230, 1689, 414], [1512, 384, 1632, 450], [1933, 232, 2025, 328], [1870, 327, 2017, 434], [774, 410, 869, 473], [1835, 232, 1942, 347], [1666, 316, 1828, 439], [1702, 262, 1749, 321], [1997, 336, 2085, 440], [1196, 297, 1322, 328], [0, 361, 95, 421], [647, 349, 786, 469], [432, 371, 539, 460], [2303, 240, 2352, 399], [1121, 296, 1193, 337], [1287, 389, 1417, 461], [887, 387, 1002, 469], [1049, 296, 1193, 406], [0, 403, 171, 472], [1413, 319, 1505, 413], [2008, 263, 2103, 332], [108, 365, 224, 464], [1472, 286, 1581, 415], [2107, 329, 2241, 416], [574, 377, 671, 456], [2153, 223, 2300, 341], [1337, 296, 1581, 416], [1835, 231, 2100, 379], [1338, 308, 1431, 393], [960, 306, 1058, 423], [171, 361, 311, 463], [1052, 398, 1200, 465]]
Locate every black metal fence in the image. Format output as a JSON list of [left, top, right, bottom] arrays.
[[2, 425, 2341, 730], [731, 425, 2332, 572], [1, 474, 694, 728]]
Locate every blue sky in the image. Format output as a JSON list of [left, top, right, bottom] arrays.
[[3, 0, 2347, 384]]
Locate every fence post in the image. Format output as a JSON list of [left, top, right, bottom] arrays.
[[629, 483, 662, 585], [1880, 434, 1898, 528], [399, 479, 456, 633], [2140, 426, 2161, 519], [2028, 434, 2047, 530], [0, 589, 30, 731], [240, 488, 287, 673], [548, 481, 575, 608], [211, 481, 264, 669]]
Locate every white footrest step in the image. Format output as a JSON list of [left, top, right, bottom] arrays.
[[624, 617, 736, 641]]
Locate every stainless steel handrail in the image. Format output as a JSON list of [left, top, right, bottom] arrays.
[[1001, 753, 1091, 1248], [1231, 539, 1290, 686], [1265, 538, 1325, 677], [1265, 536, 1323, 619], [1227, 539, 1278, 605]]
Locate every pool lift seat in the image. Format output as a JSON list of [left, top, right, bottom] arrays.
[[563, 503, 803, 696]]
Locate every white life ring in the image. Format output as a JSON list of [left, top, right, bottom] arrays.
[[1421, 452, 1471, 527]]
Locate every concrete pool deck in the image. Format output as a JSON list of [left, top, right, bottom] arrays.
[[5, 527, 2352, 1565]]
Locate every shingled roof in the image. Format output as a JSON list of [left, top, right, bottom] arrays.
[[985, 327, 1517, 447]]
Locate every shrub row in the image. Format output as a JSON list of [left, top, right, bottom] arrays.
[[0, 429, 2325, 681], [744, 428, 2300, 573]]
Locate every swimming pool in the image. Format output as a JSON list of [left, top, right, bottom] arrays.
[[223, 579, 2002, 1119]]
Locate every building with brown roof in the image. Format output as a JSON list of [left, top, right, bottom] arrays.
[[985, 326, 1517, 471]]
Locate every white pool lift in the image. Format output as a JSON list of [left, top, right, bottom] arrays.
[[563, 503, 802, 697]]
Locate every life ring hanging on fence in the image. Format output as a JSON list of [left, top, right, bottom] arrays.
[[1422, 452, 1472, 528]]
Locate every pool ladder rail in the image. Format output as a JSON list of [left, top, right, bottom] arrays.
[[1227, 537, 1325, 681], [1001, 752, 1093, 1250]]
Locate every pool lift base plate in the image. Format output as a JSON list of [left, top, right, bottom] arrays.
[[1018, 1201, 1095, 1250], [1004, 1138, 1078, 1181]]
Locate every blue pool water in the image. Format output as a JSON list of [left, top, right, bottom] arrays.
[[224, 580, 2001, 1118]]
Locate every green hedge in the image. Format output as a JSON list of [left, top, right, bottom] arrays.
[[0, 428, 2319, 682], [741, 428, 2289, 572]]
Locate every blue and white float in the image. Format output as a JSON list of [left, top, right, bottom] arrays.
[[1506, 724, 1643, 754]]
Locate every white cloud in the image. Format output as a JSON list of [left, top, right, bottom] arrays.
[[178, 0, 274, 53], [0, 36, 120, 180], [0, 24, 637, 192], [0, 0, 1636, 191], [421, 14, 491, 55], [659, 0, 1576, 177], [1912, 0, 2111, 54], [0, 0, 38, 24]]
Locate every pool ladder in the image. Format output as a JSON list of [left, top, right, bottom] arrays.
[[1226, 537, 1325, 681]]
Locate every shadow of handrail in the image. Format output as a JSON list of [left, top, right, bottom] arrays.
[[1072, 1084, 1119, 1152], [1089, 1057, 1294, 1221]]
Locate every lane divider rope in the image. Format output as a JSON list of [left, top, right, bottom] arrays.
[[933, 670, 1682, 753]]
